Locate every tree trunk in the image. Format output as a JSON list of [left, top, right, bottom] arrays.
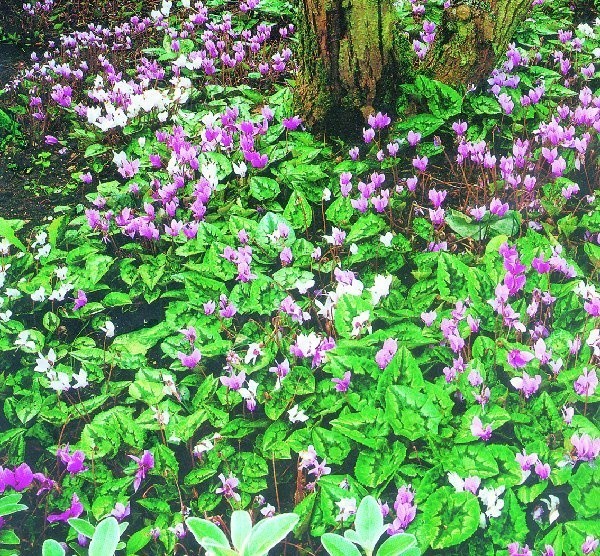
[[296, 0, 413, 132], [297, 0, 531, 130], [426, 0, 531, 85]]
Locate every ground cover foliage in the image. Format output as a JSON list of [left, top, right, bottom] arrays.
[[0, 0, 599, 554]]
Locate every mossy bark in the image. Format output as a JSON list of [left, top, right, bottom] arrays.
[[296, 0, 412, 133], [425, 0, 531, 85], [297, 0, 531, 130]]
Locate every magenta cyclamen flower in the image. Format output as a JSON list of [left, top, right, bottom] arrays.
[[367, 111, 391, 130], [471, 416, 492, 441], [129, 450, 154, 492], [534, 460, 550, 480], [412, 155, 428, 172], [57, 445, 87, 475], [178, 348, 201, 368], [0, 464, 34, 493], [508, 542, 532, 556], [73, 290, 87, 311], [47, 493, 83, 523], [510, 371, 542, 399], [282, 115, 302, 131], [216, 473, 241, 502], [507, 349, 534, 369]]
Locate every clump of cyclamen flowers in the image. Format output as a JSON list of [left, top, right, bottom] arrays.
[[386, 485, 417, 536], [298, 445, 331, 491]]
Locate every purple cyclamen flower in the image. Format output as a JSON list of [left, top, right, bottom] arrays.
[[73, 290, 88, 311], [178, 348, 201, 368], [0, 464, 33, 493], [375, 338, 398, 369], [332, 371, 351, 392], [531, 256, 551, 274], [129, 450, 154, 492], [47, 493, 83, 523]]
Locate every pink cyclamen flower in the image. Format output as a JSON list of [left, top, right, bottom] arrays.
[[534, 460, 550, 480], [471, 416, 492, 441], [510, 371, 542, 398], [407, 130, 421, 146], [582, 536, 599, 555], [507, 349, 534, 369], [47, 493, 83, 523], [571, 433, 600, 462], [216, 473, 241, 502], [498, 93, 514, 114], [452, 120, 468, 135], [111, 502, 131, 521], [421, 311, 437, 326], [375, 338, 398, 369], [428, 189, 447, 208], [574, 368, 597, 397], [490, 198, 509, 217]]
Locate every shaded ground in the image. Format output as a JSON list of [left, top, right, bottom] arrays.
[[0, 43, 72, 221]]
